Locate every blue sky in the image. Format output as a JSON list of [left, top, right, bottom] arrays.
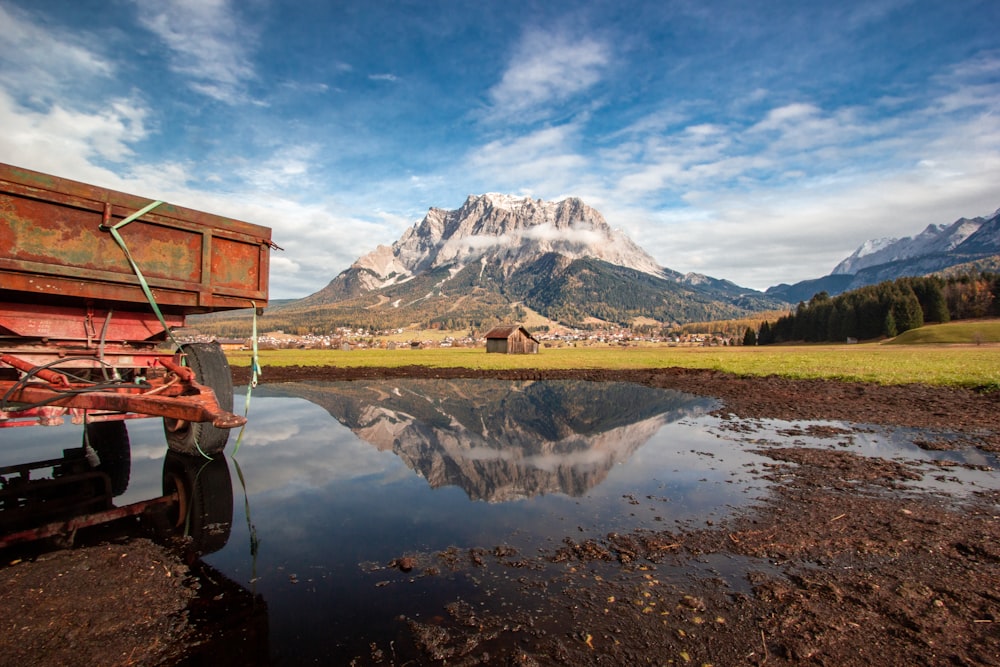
[[1, 0, 998, 299]]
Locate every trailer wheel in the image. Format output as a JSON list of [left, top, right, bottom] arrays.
[[84, 420, 131, 497], [164, 342, 234, 456], [162, 450, 233, 555]]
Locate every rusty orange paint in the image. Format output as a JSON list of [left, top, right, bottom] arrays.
[[0, 162, 273, 427], [0, 161, 272, 314]]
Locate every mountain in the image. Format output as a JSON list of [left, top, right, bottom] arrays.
[[831, 217, 984, 275], [767, 208, 1000, 304], [258, 379, 718, 502], [275, 194, 788, 329]]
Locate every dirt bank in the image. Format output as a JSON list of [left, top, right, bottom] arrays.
[[2, 367, 998, 666], [381, 445, 999, 666]]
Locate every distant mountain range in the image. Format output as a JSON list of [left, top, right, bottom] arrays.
[[192, 197, 1000, 333], [270, 194, 787, 330], [766, 208, 1000, 304]]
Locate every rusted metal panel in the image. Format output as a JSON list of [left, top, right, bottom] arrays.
[[0, 302, 184, 341], [0, 162, 272, 314]]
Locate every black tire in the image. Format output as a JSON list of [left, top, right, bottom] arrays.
[[164, 342, 234, 456], [162, 450, 233, 555], [84, 420, 131, 497]]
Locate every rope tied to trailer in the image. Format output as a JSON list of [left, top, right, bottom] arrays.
[[100, 200, 182, 352], [230, 301, 260, 456]]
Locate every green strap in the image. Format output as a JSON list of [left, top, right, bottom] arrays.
[[105, 200, 181, 351], [107, 201, 262, 459], [231, 457, 261, 588], [231, 302, 260, 456]]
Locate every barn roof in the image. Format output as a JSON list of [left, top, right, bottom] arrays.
[[484, 325, 518, 339], [483, 325, 538, 341]]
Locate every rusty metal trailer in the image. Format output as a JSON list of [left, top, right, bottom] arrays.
[[0, 162, 274, 457]]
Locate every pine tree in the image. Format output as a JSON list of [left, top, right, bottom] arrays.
[[883, 309, 897, 338], [758, 321, 773, 345], [909, 277, 949, 323], [891, 288, 924, 334]]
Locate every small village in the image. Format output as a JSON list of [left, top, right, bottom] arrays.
[[180, 324, 743, 352]]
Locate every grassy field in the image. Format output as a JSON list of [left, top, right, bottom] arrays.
[[888, 319, 1000, 345], [227, 342, 1000, 390]]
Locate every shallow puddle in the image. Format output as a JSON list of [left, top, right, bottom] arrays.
[[1, 379, 996, 664]]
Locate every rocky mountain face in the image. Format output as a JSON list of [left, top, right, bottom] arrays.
[[767, 208, 1000, 304], [259, 379, 718, 502], [359, 194, 668, 286], [287, 194, 787, 328], [831, 216, 988, 275]]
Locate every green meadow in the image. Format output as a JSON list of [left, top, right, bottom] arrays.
[[227, 336, 1000, 391], [887, 319, 1000, 345]]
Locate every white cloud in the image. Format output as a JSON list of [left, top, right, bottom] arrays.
[[456, 234, 508, 250], [0, 88, 151, 179], [0, 3, 114, 101], [607, 108, 690, 139], [586, 49, 1000, 289], [135, 0, 256, 103], [0, 6, 151, 179], [231, 146, 318, 192], [752, 102, 820, 131], [468, 124, 591, 196], [523, 223, 603, 245], [685, 123, 724, 138], [487, 29, 610, 123], [632, 113, 1000, 290]]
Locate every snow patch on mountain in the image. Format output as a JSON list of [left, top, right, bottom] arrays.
[[832, 216, 986, 276], [350, 193, 668, 286]]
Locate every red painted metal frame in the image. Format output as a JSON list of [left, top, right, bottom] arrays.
[[0, 302, 184, 344], [0, 352, 244, 429], [0, 162, 271, 429]]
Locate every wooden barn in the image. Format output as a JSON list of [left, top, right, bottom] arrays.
[[483, 325, 540, 354]]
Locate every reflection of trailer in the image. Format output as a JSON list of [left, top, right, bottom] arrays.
[[0, 163, 274, 455], [0, 445, 233, 554]]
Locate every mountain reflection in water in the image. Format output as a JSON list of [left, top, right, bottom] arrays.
[[257, 380, 719, 502]]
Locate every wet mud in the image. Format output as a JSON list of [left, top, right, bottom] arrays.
[[2, 366, 998, 666]]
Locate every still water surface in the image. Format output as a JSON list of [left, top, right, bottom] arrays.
[[2, 379, 996, 664]]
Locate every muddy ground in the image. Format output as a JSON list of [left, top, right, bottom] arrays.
[[3, 366, 999, 666]]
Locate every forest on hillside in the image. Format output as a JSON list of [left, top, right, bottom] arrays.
[[753, 272, 1000, 345]]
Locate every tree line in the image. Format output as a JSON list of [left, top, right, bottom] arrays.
[[752, 272, 1000, 344]]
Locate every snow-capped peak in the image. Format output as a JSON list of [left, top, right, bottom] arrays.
[[352, 194, 667, 285], [831, 214, 988, 276]]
